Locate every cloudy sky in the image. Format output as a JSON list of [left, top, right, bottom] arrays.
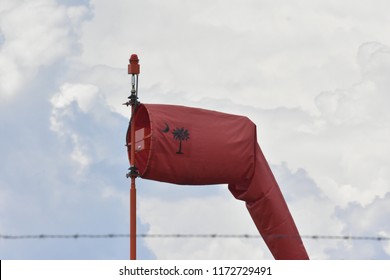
[[1, 0, 390, 260]]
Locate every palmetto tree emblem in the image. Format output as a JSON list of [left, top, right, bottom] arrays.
[[172, 127, 190, 154]]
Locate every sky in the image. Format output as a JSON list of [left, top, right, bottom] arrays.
[[1, 0, 390, 260]]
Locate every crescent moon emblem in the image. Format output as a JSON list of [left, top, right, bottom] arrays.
[[161, 122, 170, 133]]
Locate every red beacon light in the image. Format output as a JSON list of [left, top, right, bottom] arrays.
[[128, 54, 140, 75]]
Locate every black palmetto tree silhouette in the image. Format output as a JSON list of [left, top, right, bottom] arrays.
[[172, 127, 190, 154]]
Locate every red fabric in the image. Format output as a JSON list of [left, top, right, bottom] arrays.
[[128, 104, 309, 260], [229, 146, 309, 260]]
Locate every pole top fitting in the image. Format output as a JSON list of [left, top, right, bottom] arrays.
[[128, 54, 140, 75]]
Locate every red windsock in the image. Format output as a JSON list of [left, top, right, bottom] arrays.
[[127, 103, 309, 260]]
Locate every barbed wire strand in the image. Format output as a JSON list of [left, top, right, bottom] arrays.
[[0, 234, 389, 241]]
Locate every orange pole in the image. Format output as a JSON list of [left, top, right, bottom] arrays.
[[130, 187, 136, 259], [130, 121, 136, 260], [128, 54, 140, 260]]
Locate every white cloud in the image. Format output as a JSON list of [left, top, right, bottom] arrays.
[[50, 83, 100, 171], [0, 0, 90, 98], [309, 42, 390, 208], [51, 83, 99, 112], [329, 193, 390, 259], [49, 81, 130, 173], [76, 0, 390, 113]]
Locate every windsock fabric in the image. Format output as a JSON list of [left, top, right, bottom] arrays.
[[127, 103, 309, 260], [229, 146, 309, 260]]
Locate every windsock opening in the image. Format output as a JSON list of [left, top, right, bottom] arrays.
[[126, 104, 151, 176]]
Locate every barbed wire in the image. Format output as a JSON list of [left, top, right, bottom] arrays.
[[0, 233, 389, 241]]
